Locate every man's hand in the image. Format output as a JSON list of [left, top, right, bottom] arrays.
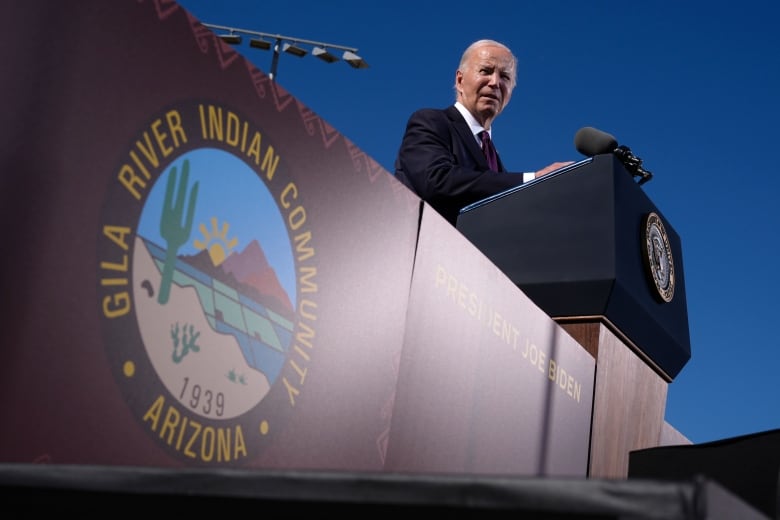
[[534, 161, 574, 178]]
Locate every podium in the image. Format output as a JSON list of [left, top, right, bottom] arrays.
[[456, 154, 692, 477]]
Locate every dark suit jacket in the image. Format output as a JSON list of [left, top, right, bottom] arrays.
[[394, 105, 527, 226]]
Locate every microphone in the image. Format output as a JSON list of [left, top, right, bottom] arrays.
[[573, 126, 653, 185], [574, 126, 618, 156]]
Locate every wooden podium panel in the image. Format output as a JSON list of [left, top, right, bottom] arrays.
[[560, 321, 667, 478]]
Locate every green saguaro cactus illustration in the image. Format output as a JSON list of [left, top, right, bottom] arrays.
[[157, 159, 199, 304]]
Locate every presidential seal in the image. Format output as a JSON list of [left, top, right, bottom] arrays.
[[641, 212, 675, 303]]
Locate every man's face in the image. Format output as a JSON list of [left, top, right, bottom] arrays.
[[456, 44, 516, 128]]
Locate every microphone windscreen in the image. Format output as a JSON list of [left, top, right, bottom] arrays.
[[574, 126, 618, 156]]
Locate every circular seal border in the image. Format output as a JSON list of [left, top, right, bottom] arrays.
[[97, 100, 317, 466], [641, 212, 675, 303]]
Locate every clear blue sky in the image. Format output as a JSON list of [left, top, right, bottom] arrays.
[[178, 0, 780, 445]]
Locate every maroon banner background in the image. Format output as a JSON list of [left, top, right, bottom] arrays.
[[0, 0, 418, 469], [0, 0, 594, 476]]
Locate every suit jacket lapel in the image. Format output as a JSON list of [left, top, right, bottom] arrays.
[[445, 106, 489, 169]]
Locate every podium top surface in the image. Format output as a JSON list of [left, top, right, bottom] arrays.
[[459, 157, 592, 215]]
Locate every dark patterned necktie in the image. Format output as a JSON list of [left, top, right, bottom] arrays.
[[480, 130, 499, 171]]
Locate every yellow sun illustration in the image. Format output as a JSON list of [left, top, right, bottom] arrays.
[[193, 217, 238, 266]]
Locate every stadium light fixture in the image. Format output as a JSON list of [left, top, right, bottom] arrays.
[[249, 37, 271, 50], [218, 32, 241, 45], [282, 42, 307, 57], [342, 50, 369, 69], [202, 23, 368, 82], [312, 46, 339, 63]]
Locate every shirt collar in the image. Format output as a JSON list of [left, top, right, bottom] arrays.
[[454, 102, 491, 141]]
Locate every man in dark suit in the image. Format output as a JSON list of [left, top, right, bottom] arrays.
[[394, 39, 571, 226]]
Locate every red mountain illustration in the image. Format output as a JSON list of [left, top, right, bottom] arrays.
[[220, 239, 293, 313]]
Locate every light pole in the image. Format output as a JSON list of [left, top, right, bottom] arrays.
[[203, 23, 369, 82]]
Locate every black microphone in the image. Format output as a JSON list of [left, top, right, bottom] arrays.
[[574, 126, 618, 156], [573, 126, 653, 185]]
